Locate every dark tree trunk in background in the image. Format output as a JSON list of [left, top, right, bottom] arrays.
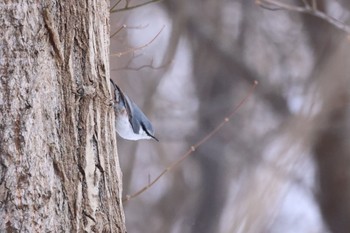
[[182, 1, 350, 232], [314, 101, 350, 233], [0, 1, 126, 232], [311, 39, 350, 233], [189, 45, 234, 233]]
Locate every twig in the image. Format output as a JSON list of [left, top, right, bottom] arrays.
[[113, 56, 171, 71], [256, 0, 350, 34], [110, 0, 123, 11], [122, 63, 168, 71], [123, 81, 259, 202], [111, 25, 165, 57], [111, 25, 126, 39], [111, 24, 150, 39], [111, 0, 162, 13]]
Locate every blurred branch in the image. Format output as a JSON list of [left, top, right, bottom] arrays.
[[111, 24, 150, 39], [256, 0, 350, 34], [110, 25, 165, 57], [113, 54, 171, 71], [111, 0, 123, 11], [111, 24, 126, 39], [123, 81, 258, 202], [111, 0, 162, 13], [118, 60, 169, 71]]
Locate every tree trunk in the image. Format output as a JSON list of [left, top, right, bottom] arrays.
[[0, 1, 126, 232]]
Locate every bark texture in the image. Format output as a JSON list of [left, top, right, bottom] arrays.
[[0, 1, 126, 232]]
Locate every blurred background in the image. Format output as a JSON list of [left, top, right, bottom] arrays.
[[110, 0, 350, 232]]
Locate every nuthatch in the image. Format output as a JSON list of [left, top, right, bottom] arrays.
[[110, 79, 158, 141]]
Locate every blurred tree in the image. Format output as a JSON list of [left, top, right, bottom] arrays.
[[111, 0, 350, 232], [312, 38, 350, 233]]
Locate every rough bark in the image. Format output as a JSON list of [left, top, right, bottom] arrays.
[[0, 1, 126, 232]]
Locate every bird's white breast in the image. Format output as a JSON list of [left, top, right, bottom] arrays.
[[115, 114, 150, 140]]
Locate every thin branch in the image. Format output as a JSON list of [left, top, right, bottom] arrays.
[[123, 81, 259, 202], [256, 0, 350, 34], [119, 62, 169, 71], [111, 25, 126, 39], [110, 25, 165, 57], [110, 0, 123, 12], [113, 56, 171, 71], [111, 0, 162, 13], [111, 24, 151, 39]]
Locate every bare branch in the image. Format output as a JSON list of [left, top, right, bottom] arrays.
[[111, 24, 126, 39], [111, 24, 151, 40], [256, 0, 350, 34], [110, 0, 123, 11], [111, 25, 165, 57], [113, 55, 172, 71], [119, 61, 169, 71], [123, 81, 259, 202], [111, 0, 162, 13]]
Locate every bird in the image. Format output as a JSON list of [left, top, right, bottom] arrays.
[[110, 79, 158, 141]]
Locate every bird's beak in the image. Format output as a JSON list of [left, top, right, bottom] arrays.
[[151, 135, 159, 142]]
